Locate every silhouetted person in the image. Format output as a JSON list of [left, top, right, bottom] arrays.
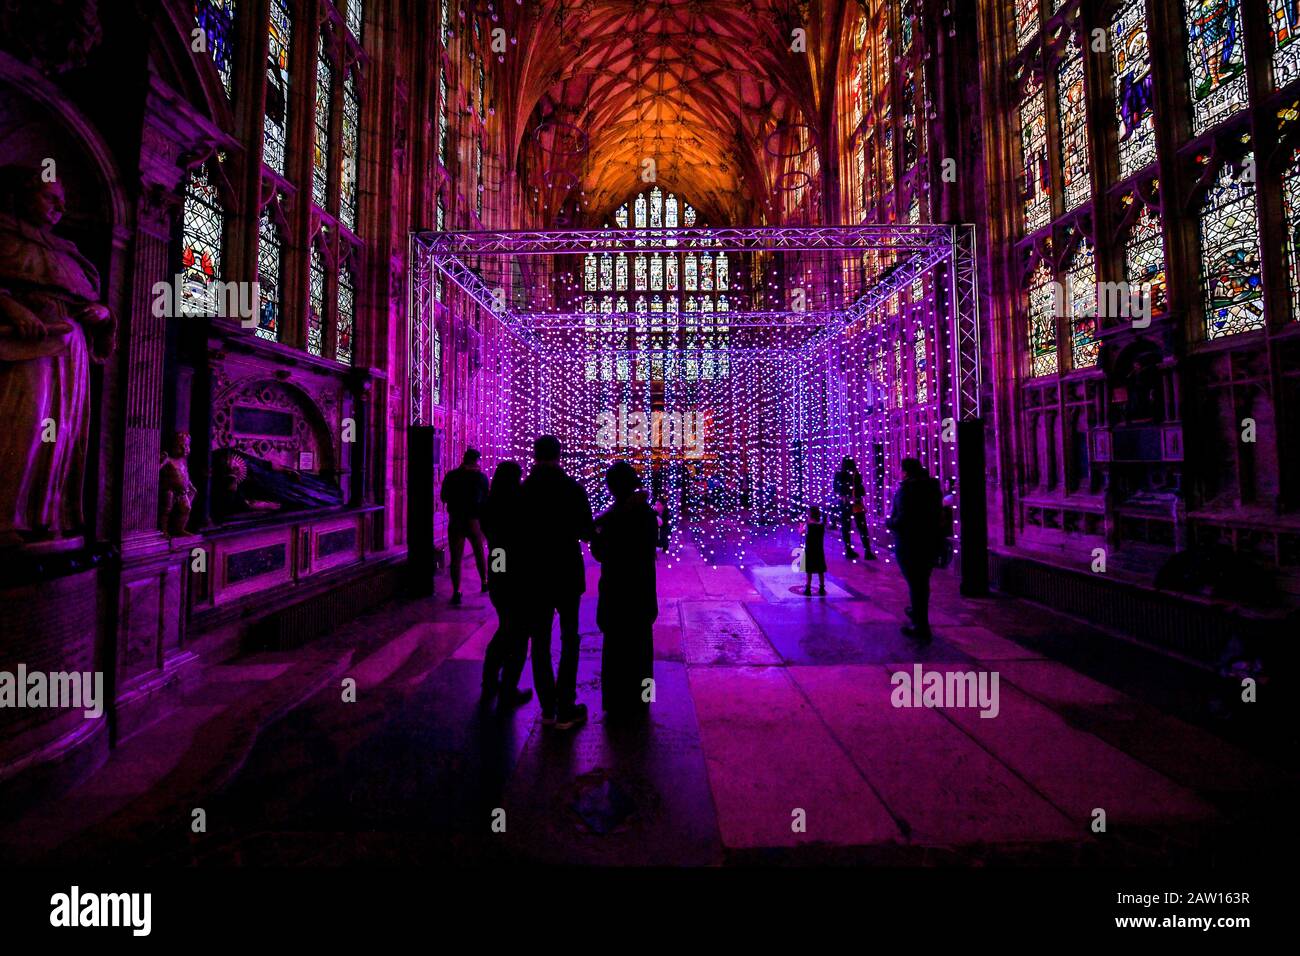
[[651, 496, 671, 551], [802, 505, 827, 596], [440, 448, 489, 605], [591, 462, 659, 719], [833, 456, 875, 559], [521, 436, 594, 730], [479, 461, 532, 707], [887, 458, 945, 642]]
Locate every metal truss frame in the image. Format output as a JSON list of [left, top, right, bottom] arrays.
[[410, 224, 981, 424]]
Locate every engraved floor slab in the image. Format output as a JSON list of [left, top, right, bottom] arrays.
[[679, 601, 781, 665]]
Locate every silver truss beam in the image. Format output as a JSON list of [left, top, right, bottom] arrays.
[[516, 307, 842, 330], [950, 223, 983, 421], [417, 223, 952, 257]]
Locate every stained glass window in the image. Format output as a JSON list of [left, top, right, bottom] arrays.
[[914, 323, 929, 403], [685, 254, 698, 291], [1015, 0, 1040, 52], [634, 192, 647, 229], [1027, 257, 1057, 377], [437, 69, 449, 166], [1284, 147, 1300, 321], [615, 253, 628, 290], [665, 194, 678, 228], [615, 204, 629, 228], [650, 254, 663, 290], [196, 0, 238, 97], [1123, 198, 1168, 316], [179, 159, 225, 317], [666, 255, 679, 291], [634, 253, 648, 290], [346, 0, 363, 42], [1185, 0, 1250, 135], [1200, 156, 1264, 339], [1056, 46, 1091, 211], [314, 36, 334, 208], [1111, 0, 1157, 179], [337, 262, 355, 365], [700, 253, 714, 292], [340, 67, 360, 231], [1273, 1, 1300, 88], [1019, 72, 1051, 232], [716, 254, 728, 291], [432, 323, 442, 404], [683, 204, 697, 227], [600, 254, 613, 290], [584, 254, 597, 291], [308, 245, 326, 356], [256, 209, 282, 341], [264, 0, 291, 176], [1062, 239, 1099, 369], [475, 136, 483, 218]]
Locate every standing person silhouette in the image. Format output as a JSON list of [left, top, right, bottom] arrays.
[[479, 460, 532, 707], [833, 456, 875, 560], [521, 436, 594, 730], [591, 462, 659, 720], [802, 506, 828, 596], [887, 458, 945, 642], [440, 448, 490, 605]]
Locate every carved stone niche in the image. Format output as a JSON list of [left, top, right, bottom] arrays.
[[211, 377, 337, 479]]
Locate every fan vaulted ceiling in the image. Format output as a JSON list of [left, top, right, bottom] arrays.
[[494, 0, 846, 225]]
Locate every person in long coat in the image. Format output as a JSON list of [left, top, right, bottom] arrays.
[[520, 436, 594, 729], [590, 461, 659, 720], [479, 460, 531, 706]]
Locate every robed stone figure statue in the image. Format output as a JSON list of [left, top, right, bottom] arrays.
[[0, 166, 114, 547]]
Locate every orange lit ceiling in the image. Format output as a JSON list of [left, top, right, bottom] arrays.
[[496, 0, 848, 226]]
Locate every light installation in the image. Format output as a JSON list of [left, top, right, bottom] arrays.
[[411, 223, 980, 573]]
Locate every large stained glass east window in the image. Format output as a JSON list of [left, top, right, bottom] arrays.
[[1027, 257, 1057, 377], [264, 0, 292, 176], [1273, 0, 1300, 88], [1185, 0, 1250, 135], [179, 159, 225, 317], [1056, 44, 1091, 211], [1019, 72, 1051, 232], [1200, 156, 1264, 338], [1111, 0, 1157, 179], [195, 0, 238, 97], [256, 209, 282, 341]]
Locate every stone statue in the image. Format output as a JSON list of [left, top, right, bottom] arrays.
[[0, 166, 115, 548], [211, 447, 343, 520], [159, 431, 197, 537]]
